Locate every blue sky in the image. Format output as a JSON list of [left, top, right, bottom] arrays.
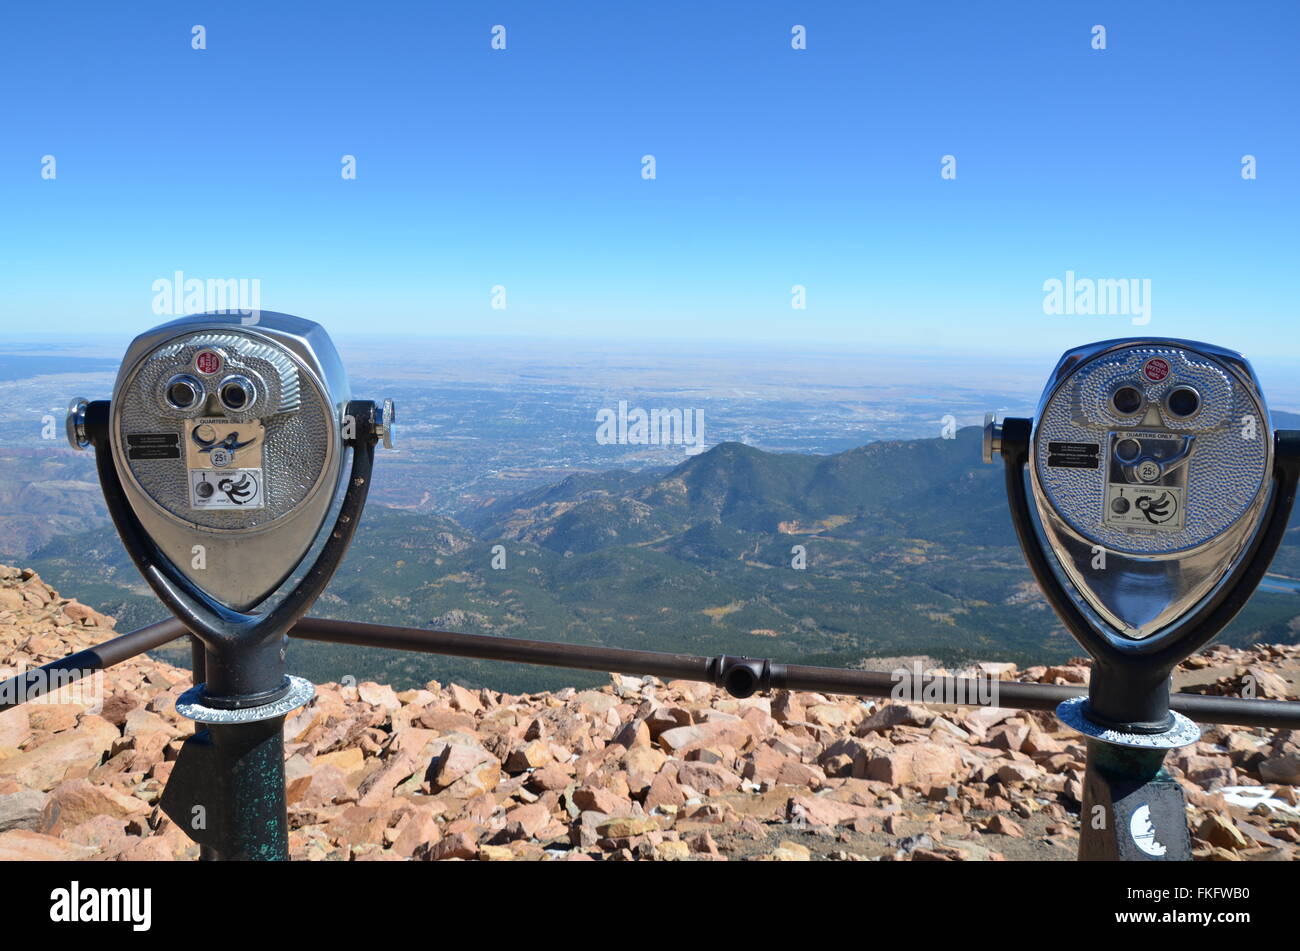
[[1, 2, 1296, 357]]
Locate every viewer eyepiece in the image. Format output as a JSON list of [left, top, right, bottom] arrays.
[[164, 373, 205, 411], [1164, 385, 1200, 419], [218, 375, 256, 412], [1110, 384, 1143, 416]]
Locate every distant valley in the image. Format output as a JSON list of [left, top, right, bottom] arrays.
[[23, 424, 1300, 694]]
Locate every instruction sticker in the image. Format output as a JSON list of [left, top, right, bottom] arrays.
[[1104, 483, 1185, 532], [190, 468, 264, 509], [185, 418, 265, 510]]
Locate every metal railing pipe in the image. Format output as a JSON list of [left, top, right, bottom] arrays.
[[288, 617, 1300, 730], [2, 615, 1296, 730], [0, 616, 189, 712], [291, 616, 714, 684]]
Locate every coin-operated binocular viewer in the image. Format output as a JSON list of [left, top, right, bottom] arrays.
[[67, 312, 394, 860], [985, 339, 1300, 860]]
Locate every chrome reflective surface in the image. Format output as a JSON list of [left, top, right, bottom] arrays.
[[1029, 339, 1272, 640], [176, 675, 316, 724], [1056, 698, 1201, 749], [109, 312, 351, 610]]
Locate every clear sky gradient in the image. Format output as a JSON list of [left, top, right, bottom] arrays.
[[1, 2, 1296, 358]]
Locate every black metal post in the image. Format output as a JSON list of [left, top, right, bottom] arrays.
[[188, 637, 220, 862], [1079, 740, 1191, 861], [161, 716, 290, 861]]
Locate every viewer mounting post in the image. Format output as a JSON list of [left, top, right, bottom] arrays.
[[985, 338, 1300, 861], [67, 312, 395, 860]]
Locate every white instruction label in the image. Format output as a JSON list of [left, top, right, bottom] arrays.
[[189, 468, 265, 510], [1104, 483, 1184, 532]]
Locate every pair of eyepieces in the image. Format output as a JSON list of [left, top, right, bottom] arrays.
[[1110, 383, 1200, 421], [164, 374, 256, 413]]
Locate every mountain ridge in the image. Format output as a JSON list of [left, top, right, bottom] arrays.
[[20, 425, 1300, 694]]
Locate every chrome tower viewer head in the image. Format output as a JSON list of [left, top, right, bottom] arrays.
[[67, 309, 395, 707], [1029, 339, 1271, 639], [985, 336, 1298, 740], [68, 312, 386, 611]]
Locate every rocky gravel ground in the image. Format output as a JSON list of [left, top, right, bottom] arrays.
[[0, 564, 1297, 861]]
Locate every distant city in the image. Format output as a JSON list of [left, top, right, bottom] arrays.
[[0, 334, 1034, 519], [10, 333, 1298, 524]]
